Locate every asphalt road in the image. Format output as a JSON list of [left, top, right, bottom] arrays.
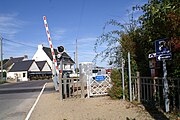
[[0, 80, 52, 120], [0, 80, 51, 94]]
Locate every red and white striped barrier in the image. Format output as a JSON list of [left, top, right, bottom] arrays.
[[43, 16, 59, 75]]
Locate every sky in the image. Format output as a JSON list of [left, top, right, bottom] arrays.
[[0, 0, 147, 68]]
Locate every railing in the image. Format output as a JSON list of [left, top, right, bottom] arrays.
[[59, 75, 112, 99], [60, 77, 84, 99], [132, 76, 180, 111]]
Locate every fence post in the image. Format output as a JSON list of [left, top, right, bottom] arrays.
[[81, 74, 85, 98], [137, 72, 140, 103], [178, 80, 180, 110], [59, 74, 63, 100], [153, 77, 157, 102], [64, 75, 67, 99], [122, 58, 125, 100], [128, 52, 132, 102]]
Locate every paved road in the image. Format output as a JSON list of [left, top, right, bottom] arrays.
[[0, 80, 53, 120], [0, 80, 51, 94], [0, 92, 40, 120]]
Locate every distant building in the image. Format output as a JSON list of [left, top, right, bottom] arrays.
[[8, 60, 39, 81], [7, 60, 52, 81], [2, 44, 75, 82], [32, 44, 75, 74], [3, 55, 28, 72]]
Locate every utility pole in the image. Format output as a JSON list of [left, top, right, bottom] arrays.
[[75, 39, 78, 73], [74, 52, 76, 71], [0, 35, 3, 81]]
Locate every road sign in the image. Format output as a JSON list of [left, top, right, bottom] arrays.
[[155, 38, 172, 61], [148, 53, 156, 59], [95, 75, 105, 81], [157, 54, 172, 61]]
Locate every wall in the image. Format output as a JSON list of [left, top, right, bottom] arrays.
[[32, 45, 52, 69], [7, 71, 28, 81]]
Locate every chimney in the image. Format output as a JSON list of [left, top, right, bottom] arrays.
[[38, 44, 44, 50], [24, 55, 28, 60]]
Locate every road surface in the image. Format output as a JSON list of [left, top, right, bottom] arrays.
[[0, 80, 52, 120]]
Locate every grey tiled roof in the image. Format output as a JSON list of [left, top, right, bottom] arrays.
[[43, 47, 58, 61], [3, 57, 24, 69], [36, 61, 47, 71], [9, 60, 35, 72]]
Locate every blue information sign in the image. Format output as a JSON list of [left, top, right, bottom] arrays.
[[155, 38, 172, 61], [95, 75, 105, 81]]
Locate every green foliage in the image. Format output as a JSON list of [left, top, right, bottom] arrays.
[[137, 0, 180, 77], [75, 68, 79, 73], [3, 72, 6, 77], [177, 112, 180, 117], [108, 69, 122, 99], [94, 0, 180, 78], [0, 80, 7, 84], [108, 69, 129, 99]]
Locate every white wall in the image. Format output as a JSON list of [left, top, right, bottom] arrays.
[[32, 44, 53, 69], [7, 71, 28, 81], [64, 64, 74, 71], [33, 44, 75, 72], [42, 62, 51, 71], [29, 61, 40, 71]]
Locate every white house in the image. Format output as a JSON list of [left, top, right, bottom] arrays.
[[3, 55, 28, 73], [36, 61, 51, 72], [32, 44, 75, 74], [7, 60, 40, 81]]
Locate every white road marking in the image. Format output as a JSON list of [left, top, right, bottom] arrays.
[[25, 82, 47, 120]]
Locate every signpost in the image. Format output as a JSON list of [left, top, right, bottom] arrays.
[[155, 38, 171, 112]]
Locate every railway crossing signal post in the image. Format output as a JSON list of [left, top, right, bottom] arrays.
[[57, 46, 64, 100]]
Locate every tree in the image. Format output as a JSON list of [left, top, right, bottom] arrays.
[[137, 0, 180, 77]]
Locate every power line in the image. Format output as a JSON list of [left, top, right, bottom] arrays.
[[2, 38, 37, 48]]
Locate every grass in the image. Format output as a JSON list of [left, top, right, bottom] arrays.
[[0, 80, 8, 84]]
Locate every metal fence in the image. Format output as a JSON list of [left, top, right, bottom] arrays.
[[132, 76, 180, 111]]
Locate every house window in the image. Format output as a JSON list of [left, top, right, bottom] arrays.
[[23, 73, 26, 77], [64, 64, 67, 69]]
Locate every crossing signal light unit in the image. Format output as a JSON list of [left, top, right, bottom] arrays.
[[57, 46, 64, 53]]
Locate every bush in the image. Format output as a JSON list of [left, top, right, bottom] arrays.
[[108, 69, 123, 99], [0, 80, 8, 84]]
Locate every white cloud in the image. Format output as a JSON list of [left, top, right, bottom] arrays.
[[51, 28, 66, 41], [0, 13, 26, 38], [78, 37, 96, 44]]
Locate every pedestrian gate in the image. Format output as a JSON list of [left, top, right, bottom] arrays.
[[87, 75, 112, 97]]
